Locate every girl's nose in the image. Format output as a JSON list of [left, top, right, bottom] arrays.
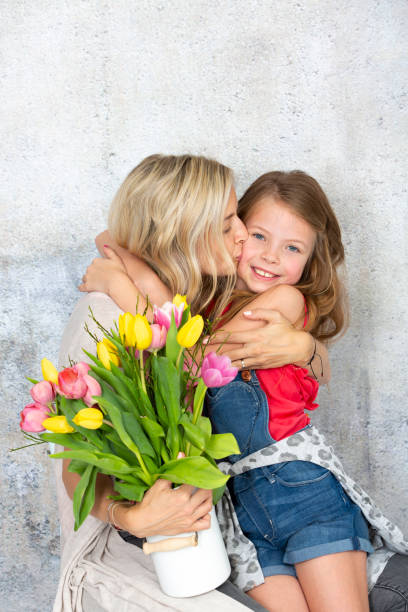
[[262, 249, 279, 264]]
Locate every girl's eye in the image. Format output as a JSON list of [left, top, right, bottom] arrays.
[[223, 226, 232, 234], [253, 232, 265, 241], [287, 245, 300, 253]]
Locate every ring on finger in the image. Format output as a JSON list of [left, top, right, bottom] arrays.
[[241, 358, 245, 369]]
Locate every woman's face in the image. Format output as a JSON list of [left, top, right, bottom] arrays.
[[236, 197, 316, 293], [222, 188, 248, 264], [200, 188, 248, 275]]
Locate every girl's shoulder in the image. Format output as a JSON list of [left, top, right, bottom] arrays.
[[248, 284, 305, 325]]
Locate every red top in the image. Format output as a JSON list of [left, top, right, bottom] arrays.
[[257, 364, 318, 441], [221, 299, 319, 442]]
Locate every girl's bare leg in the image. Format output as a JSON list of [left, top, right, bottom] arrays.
[[247, 575, 310, 612], [296, 551, 368, 612]]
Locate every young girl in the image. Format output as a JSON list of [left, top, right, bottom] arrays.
[[205, 171, 373, 612], [80, 167, 369, 611]]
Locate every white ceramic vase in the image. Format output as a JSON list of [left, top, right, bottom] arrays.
[[145, 506, 231, 597]]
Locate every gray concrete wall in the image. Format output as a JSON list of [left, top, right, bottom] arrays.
[[1, 1, 407, 609]]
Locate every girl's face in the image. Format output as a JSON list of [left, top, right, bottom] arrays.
[[201, 188, 248, 274], [236, 197, 316, 293]]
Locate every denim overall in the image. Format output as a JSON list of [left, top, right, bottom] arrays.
[[205, 370, 373, 577]]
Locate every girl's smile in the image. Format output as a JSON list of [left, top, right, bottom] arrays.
[[236, 197, 316, 292]]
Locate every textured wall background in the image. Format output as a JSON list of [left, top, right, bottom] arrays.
[[1, 1, 407, 610]]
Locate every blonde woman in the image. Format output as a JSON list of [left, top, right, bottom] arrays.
[[81, 154, 327, 375], [60, 154, 328, 611]]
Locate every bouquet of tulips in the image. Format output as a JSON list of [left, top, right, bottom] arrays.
[[18, 295, 240, 530]]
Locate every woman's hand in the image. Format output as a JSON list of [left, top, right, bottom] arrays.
[[115, 480, 213, 538], [208, 308, 330, 384], [62, 460, 212, 538]]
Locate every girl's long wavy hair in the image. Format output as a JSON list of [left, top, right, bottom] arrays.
[[225, 170, 348, 342], [108, 154, 237, 318]]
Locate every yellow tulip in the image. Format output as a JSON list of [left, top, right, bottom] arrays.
[[42, 415, 74, 433], [134, 314, 153, 350], [176, 315, 204, 348], [41, 358, 59, 385], [103, 337, 118, 354], [173, 294, 188, 308], [118, 312, 136, 346], [72, 408, 103, 430], [97, 339, 120, 370]]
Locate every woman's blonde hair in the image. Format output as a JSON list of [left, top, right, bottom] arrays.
[[225, 170, 348, 342], [108, 154, 236, 317]]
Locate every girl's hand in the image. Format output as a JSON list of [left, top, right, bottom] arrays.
[[114, 479, 213, 538], [79, 246, 129, 296], [95, 232, 172, 306]]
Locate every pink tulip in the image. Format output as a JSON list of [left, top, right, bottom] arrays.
[[58, 366, 87, 399], [149, 324, 167, 350], [82, 374, 102, 407], [201, 352, 238, 388], [153, 301, 185, 330], [30, 380, 55, 405], [73, 362, 91, 377], [20, 403, 50, 432]]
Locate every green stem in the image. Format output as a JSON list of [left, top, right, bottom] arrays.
[[175, 346, 184, 369], [160, 444, 170, 463], [133, 447, 152, 483], [139, 351, 147, 394], [10, 440, 46, 451], [192, 392, 206, 425]]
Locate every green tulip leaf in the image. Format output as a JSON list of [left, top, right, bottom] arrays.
[[165, 312, 179, 365], [158, 456, 229, 489], [110, 362, 141, 407], [113, 480, 147, 502], [105, 431, 142, 465], [137, 415, 165, 457], [139, 416, 165, 439], [152, 370, 169, 427], [114, 470, 147, 484], [179, 305, 191, 327], [186, 443, 202, 457], [88, 363, 139, 412], [179, 421, 208, 451], [51, 449, 136, 475], [39, 432, 91, 450], [67, 459, 89, 475], [155, 356, 181, 425], [205, 433, 240, 459], [140, 454, 159, 474], [166, 424, 180, 459], [196, 415, 212, 438], [121, 412, 156, 458], [91, 373, 137, 416], [73, 464, 98, 530], [192, 379, 207, 424], [133, 384, 155, 420], [212, 483, 226, 505], [97, 397, 154, 464]]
